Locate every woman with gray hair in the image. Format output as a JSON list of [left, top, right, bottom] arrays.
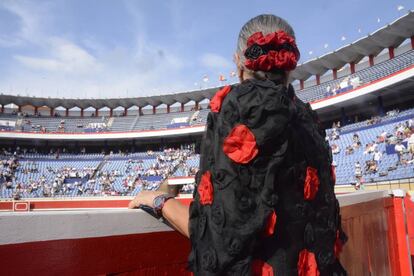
[[130, 14, 347, 275]]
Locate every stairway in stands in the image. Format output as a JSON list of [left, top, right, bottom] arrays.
[[91, 155, 109, 180], [129, 115, 140, 131]]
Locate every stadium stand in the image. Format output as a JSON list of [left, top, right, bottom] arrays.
[[0, 109, 208, 133], [2, 103, 414, 199], [296, 49, 414, 103], [0, 147, 196, 199], [328, 107, 414, 187], [1, 13, 414, 199]]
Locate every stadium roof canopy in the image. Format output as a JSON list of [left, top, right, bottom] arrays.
[[291, 10, 414, 80], [1, 11, 413, 110]]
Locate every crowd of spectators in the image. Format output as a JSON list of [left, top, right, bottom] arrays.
[[329, 109, 414, 189], [0, 145, 198, 199], [0, 150, 19, 193], [325, 76, 361, 97]]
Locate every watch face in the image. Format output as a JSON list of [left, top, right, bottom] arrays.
[[154, 196, 164, 209]]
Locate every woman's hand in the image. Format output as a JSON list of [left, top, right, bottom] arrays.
[[128, 190, 165, 209], [128, 190, 190, 238]]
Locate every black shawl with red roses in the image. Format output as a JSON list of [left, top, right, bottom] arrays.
[[188, 79, 347, 276]]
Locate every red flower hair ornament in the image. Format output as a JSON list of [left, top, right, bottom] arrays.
[[198, 171, 214, 205], [244, 30, 300, 72], [223, 124, 259, 164]]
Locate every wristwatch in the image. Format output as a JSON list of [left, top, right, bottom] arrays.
[[153, 194, 174, 216]]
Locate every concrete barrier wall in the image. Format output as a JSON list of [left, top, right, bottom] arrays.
[[0, 190, 412, 275]]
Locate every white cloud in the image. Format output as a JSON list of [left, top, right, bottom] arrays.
[[0, 1, 225, 98], [4, 34, 192, 98], [199, 53, 232, 70], [15, 39, 102, 74], [0, 0, 50, 45]]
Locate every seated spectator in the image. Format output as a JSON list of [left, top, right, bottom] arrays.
[[363, 143, 371, 155], [394, 141, 406, 164], [386, 109, 399, 117], [377, 131, 387, 143], [409, 132, 414, 159], [345, 146, 354, 155], [354, 162, 362, 176], [325, 85, 332, 97], [339, 78, 349, 89], [365, 160, 378, 174], [408, 119, 414, 128], [350, 76, 361, 87], [373, 150, 382, 164], [352, 133, 361, 149], [331, 144, 340, 154], [354, 162, 362, 189]]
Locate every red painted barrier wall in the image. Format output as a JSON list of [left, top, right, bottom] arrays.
[[405, 194, 414, 271], [0, 198, 193, 211], [0, 232, 191, 276], [1, 193, 412, 275], [386, 197, 412, 276]]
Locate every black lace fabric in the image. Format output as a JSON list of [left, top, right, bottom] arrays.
[[188, 79, 347, 275]]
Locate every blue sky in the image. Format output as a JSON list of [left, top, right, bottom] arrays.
[[0, 0, 412, 98]]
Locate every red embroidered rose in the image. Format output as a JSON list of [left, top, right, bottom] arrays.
[[331, 165, 336, 184], [198, 171, 213, 205], [297, 249, 320, 276], [223, 124, 258, 164], [264, 211, 277, 237], [304, 166, 320, 200], [252, 259, 274, 276], [210, 85, 232, 113], [334, 230, 343, 258]]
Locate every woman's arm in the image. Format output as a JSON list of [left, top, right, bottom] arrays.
[[128, 191, 190, 238], [161, 198, 190, 237]]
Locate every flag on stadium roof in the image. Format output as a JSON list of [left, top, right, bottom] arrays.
[[219, 75, 227, 82], [397, 5, 404, 11], [202, 75, 209, 82], [230, 71, 236, 77]]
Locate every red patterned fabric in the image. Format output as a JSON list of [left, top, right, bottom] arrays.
[[331, 165, 336, 184], [197, 171, 214, 205], [223, 124, 259, 164], [304, 166, 320, 200], [252, 259, 274, 276], [246, 31, 295, 48], [210, 85, 232, 113], [334, 230, 343, 257], [245, 49, 298, 72], [264, 211, 277, 237], [297, 249, 320, 276]]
